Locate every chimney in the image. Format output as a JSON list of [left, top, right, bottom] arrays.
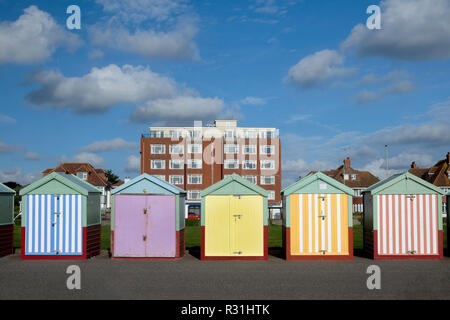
[[447, 152, 450, 165], [411, 161, 417, 169], [344, 157, 351, 169]]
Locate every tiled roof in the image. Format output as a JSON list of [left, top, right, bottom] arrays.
[[42, 163, 108, 187], [310, 165, 380, 189], [409, 157, 450, 187]]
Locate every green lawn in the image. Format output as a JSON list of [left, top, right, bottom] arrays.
[[12, 221, 447, 252]]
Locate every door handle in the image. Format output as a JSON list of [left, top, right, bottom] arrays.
[[233, 251, 242, 255], [52, 222, 56, 226], [319, 250, 327, 255], [318, 215, 326, 220], [233, 214, 242, 219], [408, 250, 416, 254], [143, 235, 147, 241], [143, 208, 148, 214]]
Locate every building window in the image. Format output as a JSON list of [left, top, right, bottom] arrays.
[[351, 174, 357, 181], [153, 175, 166, 181], [244, 130, 257, 139], [150, 130, 165, 138], [242, 160, 257, 170], [260, 131, 277, 139], [268, 190, 275, 200], [188, 130, 201, 139], [242, 145, 257, 155], [188, 190, 201, 200], [188, 159, 202, 169], [169, 160, 184, 169], [244, 175, 257, 184], [260, 145, 275, 155], [169, 144, 184, 154], [188, 175, 202, 184], [188, 144, 202, 154], [170, 175, 184, 185], [224, 130, 236, 139], [77, 172, 87, 180], [354, 189, 362, 197], [260, 160, 275, 170], [169, 130, 183, 138], [224, 159, 239, 169], [343, 174, 349, 180], [224, 144, 239, 154], [151, 144, 166, 154], [151, 160, 165, 169], [260, 176, 275, 185]]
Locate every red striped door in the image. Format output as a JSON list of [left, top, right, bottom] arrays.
[[377, 194, 439, 256]]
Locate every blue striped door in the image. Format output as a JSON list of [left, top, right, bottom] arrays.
[[26, 195, 83, 255]]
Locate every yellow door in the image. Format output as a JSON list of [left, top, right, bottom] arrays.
[[205, 195, 263, 257], [230, 196, 263, 257], [205, 196, 231, 256], [290, 194, 349, 256]]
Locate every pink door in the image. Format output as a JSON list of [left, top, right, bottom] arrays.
[[377, 194, 439, 256], [114, 195, 176, 257]]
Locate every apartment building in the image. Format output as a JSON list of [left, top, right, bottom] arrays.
[[140, 120, 281, 217]]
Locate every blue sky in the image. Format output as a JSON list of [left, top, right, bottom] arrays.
[[0, 0, 449, 186]]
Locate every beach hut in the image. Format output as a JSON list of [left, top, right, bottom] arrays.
[[363, 172, 444, 260], [447, 192, 450, 257], [111, 174, 186, 259], [200, 173, 269, 260], [281, 172, 354, 260], [19, 172, 102, 260], [0, 183, 15, 258]]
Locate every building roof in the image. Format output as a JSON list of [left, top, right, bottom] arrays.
[[408, 155, 450, 187], [43, 163, 109, 187], [364, 172, 445, 195], [0, 182, 16, 194], [309, 161, 379, 189], [112, 174, 186, 195], [282, 172, 354, 196], [200, 173, 268, 197], [20, 172, 101, 196]]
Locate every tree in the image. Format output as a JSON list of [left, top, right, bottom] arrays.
[[105, 169, 120, 184]]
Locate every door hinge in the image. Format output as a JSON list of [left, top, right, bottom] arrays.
[[233, 214, 243, 219], [233, 251, 242, 255]]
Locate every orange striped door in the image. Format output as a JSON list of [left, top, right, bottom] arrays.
[[290, 194, 349, 256], [377, 194, 439, 256]]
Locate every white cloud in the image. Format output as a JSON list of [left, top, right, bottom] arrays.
[[285, 114, 311, 124], [0, 114, 16, 124], [130, 96, 225, 124], [342, 0, 450, 60], [0, 168, 41, 185], [95, 0, 188, 22], [286, 49, 355, 88], [73, 152, 105, 167], [0, 140, 22, 154], [83, 138, 139, 153], [26, 64, 178, 114], [88, 49, 104, 60], [24, 152, 40, 161], [360, 153, 434, 180], [240, 96, 267, 105], [89, 23, 199, 60], [125, 155, 140, 173], [0, 6, 81, 64]]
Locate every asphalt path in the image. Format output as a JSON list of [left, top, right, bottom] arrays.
[[0, 251, 449, 300]]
